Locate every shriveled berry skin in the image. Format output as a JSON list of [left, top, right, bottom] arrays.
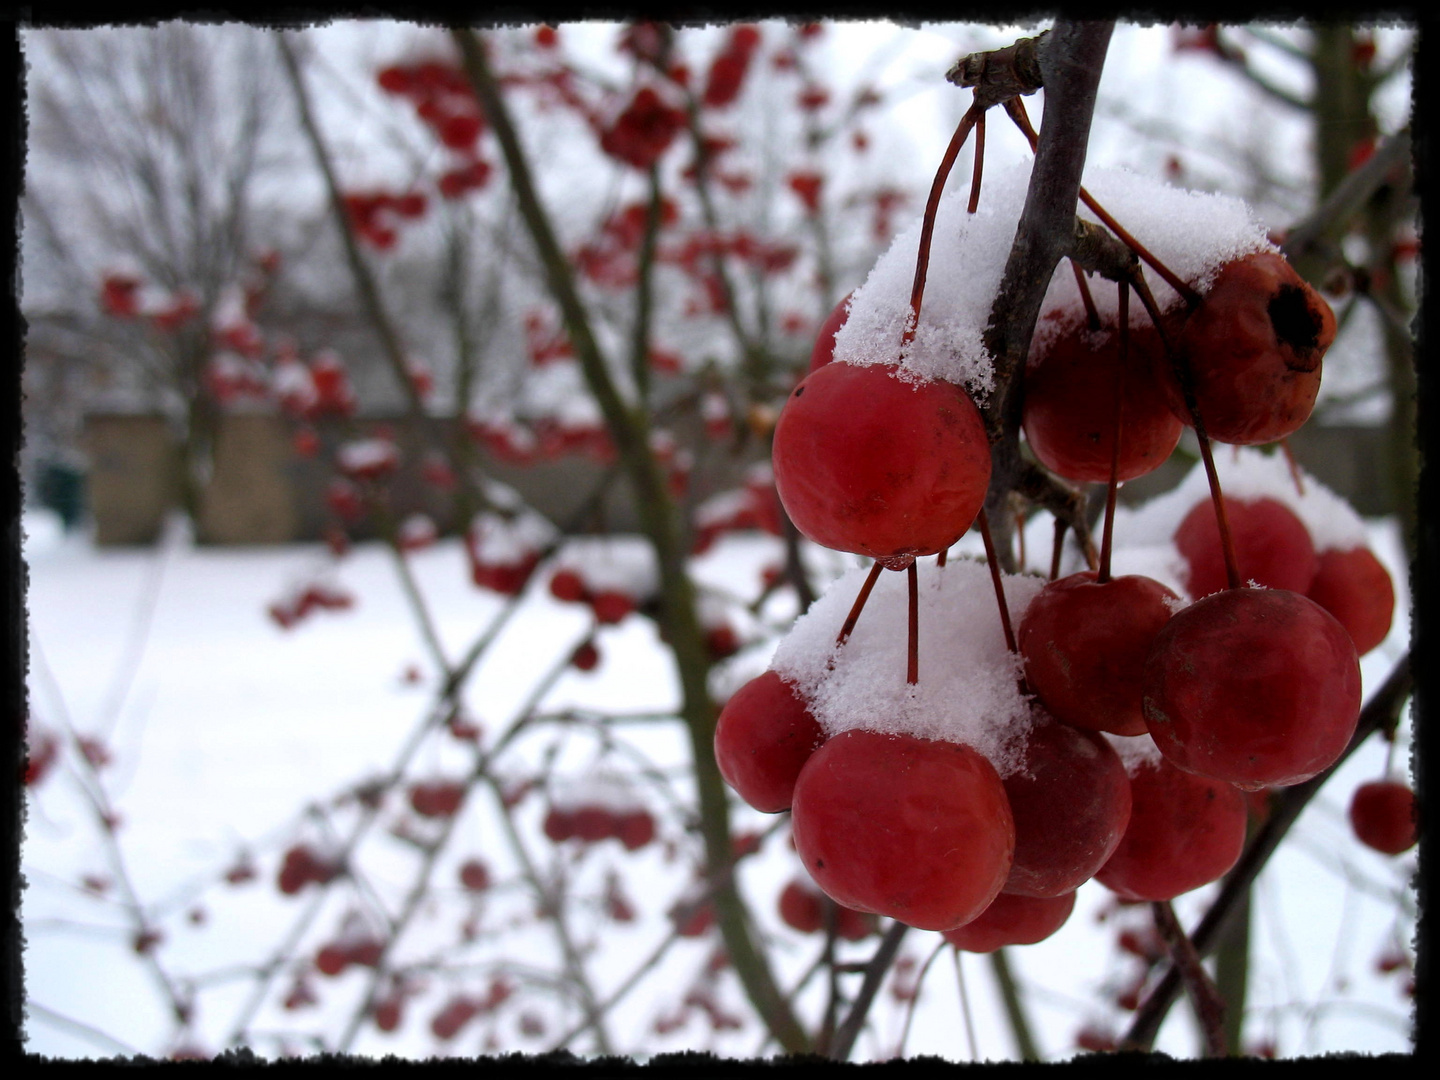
[[713, 670, 824, 813], [1022, 322, 1182, 483], [1000, 716, 1133, 898], [1156, 251, 1336, 445], [1174, 495, 1317, 600], [1307, 546, 1395, 657], [1095, 756, 1247, 902], [772, 363, 991, 562], [1142, 588, 1361, 790], [942, 890, 1076, 953], [1348, 780, 1417, 855], [790, 729, 1014, 932], [1018, 571, 1179, 737]]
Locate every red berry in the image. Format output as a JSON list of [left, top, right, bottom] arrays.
[[1143, 588, 1361, 790], [571, 640, 601, 671], [1018, 572, 1179, 738], [807, 292, 853, 375], [1306, 546, 1395, 656], [1173, 495, 1317, 600], [1000, 716, 1133, 898], [590, 590, 635, 624], [315, 944, 349, 976], [459, 858, 491, 892], [409, 780, 467, 818], [1095, 756, 1247, 901], [543, 807, 574, 842], [1022, 321, 1182, 483], [942, 890, 1076, 953], [790, 730, 1014, 932], [772, 363, 991, 563], [778, 879, 824, 934], [572, 805, 614, 842], [1348, 780, 1416, 855], [549, 568, 587, 602], [374, 996, 403, 1032], [713, 671, 825, 813], [616, 810, 656, 851], [1156, 252, 1336, 445]]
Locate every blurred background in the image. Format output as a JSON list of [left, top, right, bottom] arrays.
[[18, 20, 1418, 1063]]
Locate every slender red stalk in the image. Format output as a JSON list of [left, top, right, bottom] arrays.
[[1097, 282, 1128, 584], [1005, 97, 1203, 309], [1280, 438, 1307, 496], [1049, 518, 1067, 582], [836, 560, 885, 647], [967, 111, 986, 215], [906, 561, 919, 686], [1072, 261, 1101, 330], [937, 548, 948, 568], [903, 103, 984, 348], [1129, 276, 1242, 590], [976, 509, 1018, 655]]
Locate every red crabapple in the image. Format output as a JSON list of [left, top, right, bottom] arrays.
[[1173, 495, 1317, 600], [1095, 756, 1247, 902], [807, 291, 853, 374], [999, 715, 1133, 898], [713, 670, 825, 813], [790, 729, 1014, 931], [1348, 780, 1417, 855], [1306, 546, 1395, 656], [1155, 251, 1336, 445], [772, 363, 991, 563], [1022, 322, 1182, 483], [1143, 587, 1361, 790], [1018, 571, 1179, 737], [941, 889, 1076, 953]]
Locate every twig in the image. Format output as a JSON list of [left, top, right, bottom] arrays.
[[828, 921, 909, 1060]]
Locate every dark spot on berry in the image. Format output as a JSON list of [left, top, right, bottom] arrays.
[[794, 385, 805, 397], [1269, 284, 1323, 369]]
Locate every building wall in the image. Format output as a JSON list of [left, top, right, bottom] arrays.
[[79, 412, 1399, 547]]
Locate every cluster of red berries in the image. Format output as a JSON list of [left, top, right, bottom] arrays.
[[375, 57, 494, 199], [277, 843, 343, 895], [542, 802, 656, 851], [464, 508, 556, 595], [315, 934, 385, 976], [267, 582, 355, 630], [341, 189, 429, 251], [728, 124, 1389, 944]]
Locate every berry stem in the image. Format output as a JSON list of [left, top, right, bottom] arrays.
[[1280, 438, 1307, 496], [835, 560, 884, 647], [1049, 517, 1067, 582], [976, 508, 1018, 655], [1005, 97, 1203, 309], [906, 561, 920, 686], [1072, 261, 1101, 330], [903, 102, 984, 348], [1097, 281, 1128, 585], [1129, 274, 1243, 591], [967, 111, 986, 215], [937, 548, 948, 568]]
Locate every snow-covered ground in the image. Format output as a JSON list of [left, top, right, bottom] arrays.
[[20, 488, 1415, 1061]]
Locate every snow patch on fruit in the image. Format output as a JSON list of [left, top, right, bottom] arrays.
[[833, 159, 1272, 395], [1111, 446, 1370, 555], [551, 536, 659, 597], [770, 557, 1046, 775], [1102, 732, 1165, 772]]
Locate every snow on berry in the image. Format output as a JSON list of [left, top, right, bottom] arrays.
[[770, 557, 1046, 776], [833, 159, 1272, 395], [548, 536, 658, 605], [337, 438, 401, 482], [1109, 446, 1371, 588]]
